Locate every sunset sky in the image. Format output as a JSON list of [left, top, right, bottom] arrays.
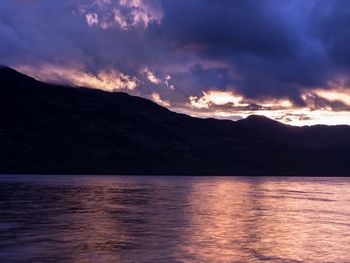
[[1, 0, 350, 126]]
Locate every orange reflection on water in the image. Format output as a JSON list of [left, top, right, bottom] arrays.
[[3, 176, 350, 263], [174, 179, 251, 261], [174, 177, 350, 262]]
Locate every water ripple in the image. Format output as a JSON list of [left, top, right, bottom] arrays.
[[0, 175, 350, 263]]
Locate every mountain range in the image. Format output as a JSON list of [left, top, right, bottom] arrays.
[[1, 66, 350, 175]]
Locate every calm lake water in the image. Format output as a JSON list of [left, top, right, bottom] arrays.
[[0, 175, 350, 263]]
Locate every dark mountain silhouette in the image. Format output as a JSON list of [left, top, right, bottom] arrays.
[[1, 66, 350, 175]]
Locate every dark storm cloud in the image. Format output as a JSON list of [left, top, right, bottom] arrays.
[[1, 0, 350, 117], [142, 0, 342, 106], [157, 0, 297, 58], [155, 0, 338, 101], [312, 0, 350, 69], [169, 66, 230, 95]]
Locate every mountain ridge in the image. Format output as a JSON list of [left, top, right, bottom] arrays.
[[1, 67, 350, 175]]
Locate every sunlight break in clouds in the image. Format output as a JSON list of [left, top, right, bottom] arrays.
[[188, 90, 293, 110], [181, 106, 350, 126], [183, 89, 350, 126], [189, 90, 248, 109], [18, 65, 138, 92], [313, 89, 350, 106]]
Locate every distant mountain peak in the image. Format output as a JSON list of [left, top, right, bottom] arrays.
[[245, 114, 273, 121], [238, 114, 283, 127]]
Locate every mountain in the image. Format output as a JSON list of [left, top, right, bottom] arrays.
[[1, 66, 350, 175]]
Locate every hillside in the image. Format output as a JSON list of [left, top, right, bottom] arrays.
[[1, 67, 350, 175]]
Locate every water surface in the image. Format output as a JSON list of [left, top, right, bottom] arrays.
[[0, 175, 350, 262]]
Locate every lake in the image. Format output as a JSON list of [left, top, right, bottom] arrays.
[[0, 175, 349, 262]]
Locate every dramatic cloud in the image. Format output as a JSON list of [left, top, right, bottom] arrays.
[[78, 0, 163, 30], [1, 0, 350, 125], [189, 90, 248, 109], [151, 92, 170, 107], [18, 65, 138, 91], [143, 68, 161, 84]]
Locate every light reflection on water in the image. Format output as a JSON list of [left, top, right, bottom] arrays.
[[0, 175, 350, 263]]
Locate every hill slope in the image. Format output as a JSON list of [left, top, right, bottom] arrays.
[[1, 67, 350, 175]]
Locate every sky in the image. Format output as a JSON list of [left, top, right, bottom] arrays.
[[1, 0, 350, 126]]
